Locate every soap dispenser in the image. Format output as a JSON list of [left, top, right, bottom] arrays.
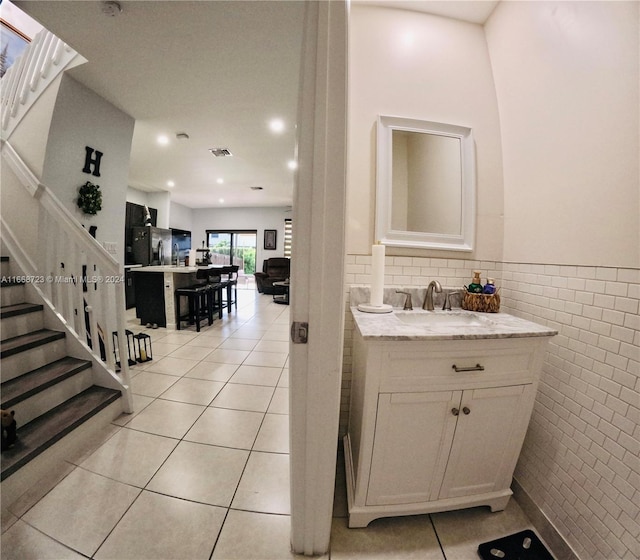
[[468, 270, 483, 293], [483, 278, 496, 294]]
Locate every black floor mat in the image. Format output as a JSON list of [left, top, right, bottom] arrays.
[[478, 529, 554, 560]]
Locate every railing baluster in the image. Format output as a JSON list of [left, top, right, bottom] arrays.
[[29, 31, 51, 94], [20, 31, 47, 104]]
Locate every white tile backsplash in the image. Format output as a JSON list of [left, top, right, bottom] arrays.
[[341, 255, 639, 560]]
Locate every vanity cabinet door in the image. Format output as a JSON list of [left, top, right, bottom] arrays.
[[366, 390, 461, 506], [438, 384, 535, 500]]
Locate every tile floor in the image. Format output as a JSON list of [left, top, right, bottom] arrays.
[[1, 288, 546, 559]]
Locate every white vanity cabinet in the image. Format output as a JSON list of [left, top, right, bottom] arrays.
[[344, 328, 551, 528]]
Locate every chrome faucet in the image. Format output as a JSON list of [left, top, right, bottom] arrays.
[[423, 280, 442, 310], [396, 290, 413, 310]]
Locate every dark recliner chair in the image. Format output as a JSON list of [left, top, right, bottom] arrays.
[[254, 258, 290, 294]]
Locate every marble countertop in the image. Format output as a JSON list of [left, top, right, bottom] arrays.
[[351, 307, 558, 341]]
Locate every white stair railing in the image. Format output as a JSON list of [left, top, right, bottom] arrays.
[[1, 140, 133, 412], [1, 27, 84, 139]]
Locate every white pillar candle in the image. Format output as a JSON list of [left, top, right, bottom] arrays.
[[370, 244, 385, 306]]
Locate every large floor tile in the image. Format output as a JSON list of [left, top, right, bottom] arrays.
[[94, 490, 226, 560], [244, 350, 288, 368], [232, 451, 290, 514], [253, 413, 289, 453], [430, 501, 532, 559], [112, 393, 154, 426], [229, 364, 282, 386], [212, 383, 275, 412], [253, 339, 290, 353], [23, 468, 140, 557], [278, 368, 290, 388], [79, 428, 178, 487], [148, 342, 183, 357], [147, 441, 248, 507], [1, 520, 86, 560], [329, 515, 444, 559], [260, 329, 290, 342], [167, 344, 215, 360], [185, 406, 263, 450], [228, 326, 267, 339], [144, 355, 199, 376], [130, 371, 180, 398], [212, 510, 313, 560], [159, 377, 224, 405], [204, 347, 250, 364], [218, 337, 259, 351], [186, 333, 226, 347], [267, 387, 289, 414], [155, 332, 199, 345], [124, 399, 205, 438], [184, 360, 239, 381]]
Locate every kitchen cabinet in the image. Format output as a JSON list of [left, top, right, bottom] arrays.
[[344, 330, 550, 528]]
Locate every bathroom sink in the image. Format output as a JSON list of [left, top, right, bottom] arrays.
[[394, 311, 493, 328]]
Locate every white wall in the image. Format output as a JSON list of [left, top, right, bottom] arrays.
[[42, 74, 134, 263], [126, 187, 148, 207], [485, 1, 639, 267], [191, 206, 290, 266], [169, 201, 194, 231], [347, 5, 504, 260]]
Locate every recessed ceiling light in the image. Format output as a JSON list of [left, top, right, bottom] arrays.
[[269, 118, 285, 134], [157, 135, 169, 145], [287, 160, 298, 170], [167, 180, 175, 187], [219, 198, 225, 204], [216, 178, 224, 184], [101, 1, 122, 17]]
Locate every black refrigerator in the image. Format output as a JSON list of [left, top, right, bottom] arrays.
[[131, 227, 172, 266]]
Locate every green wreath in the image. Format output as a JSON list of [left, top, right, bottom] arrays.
[[77, 181, 102, 215]]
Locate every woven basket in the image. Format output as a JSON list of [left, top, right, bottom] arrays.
[[461, 290, 500, 313]]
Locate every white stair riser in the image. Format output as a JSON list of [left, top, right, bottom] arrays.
[[0, 284, 25, 307], [0, 397, 123, 512], [1, 311, 44, 341], [8, 367, 94, 426], [1, 339, 67, 382]]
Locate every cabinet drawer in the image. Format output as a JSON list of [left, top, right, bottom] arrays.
[[379, 340, 537, 392]]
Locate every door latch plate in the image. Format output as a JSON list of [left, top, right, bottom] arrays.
[[291, 321, 309, 344]]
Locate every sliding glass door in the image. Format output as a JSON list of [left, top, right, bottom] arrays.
[[206, 230, 257, 278]]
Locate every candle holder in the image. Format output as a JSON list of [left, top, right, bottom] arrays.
[[357, 243, 392, 314], [133, 332, 153, 363], [112, 329, 137, 368]]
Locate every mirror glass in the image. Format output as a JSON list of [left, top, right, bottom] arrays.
[[375, 116, 476, 251]]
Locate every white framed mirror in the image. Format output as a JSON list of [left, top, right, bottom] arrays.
[[375, 115, 476, 251]]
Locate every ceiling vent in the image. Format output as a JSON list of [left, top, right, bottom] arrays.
[[209, 148, 233, 157], [250, 186, 263, 191]]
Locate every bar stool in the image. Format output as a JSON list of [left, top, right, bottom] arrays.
[[175, 269, 213, 332], [222, 265, 239, 313], [206, 268, 225, 320]]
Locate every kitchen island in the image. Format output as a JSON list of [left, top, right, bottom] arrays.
[[132, 265, 222, 328]]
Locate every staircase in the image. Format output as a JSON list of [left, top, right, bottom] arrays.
[[1, 256, 123, 506]]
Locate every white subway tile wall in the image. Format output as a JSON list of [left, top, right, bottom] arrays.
[[342, 255, 639, 560]]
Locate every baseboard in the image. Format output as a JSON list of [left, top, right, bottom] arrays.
[[512, 477, 580, 560]]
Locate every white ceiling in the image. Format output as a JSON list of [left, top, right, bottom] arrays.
[[14, 0, 498, 209]]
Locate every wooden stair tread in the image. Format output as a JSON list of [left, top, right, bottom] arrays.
[[0, 329, 65, 359], [1, 302, 44, 319], [1, 386, 121, 481], [1, 356, 92, 409]]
